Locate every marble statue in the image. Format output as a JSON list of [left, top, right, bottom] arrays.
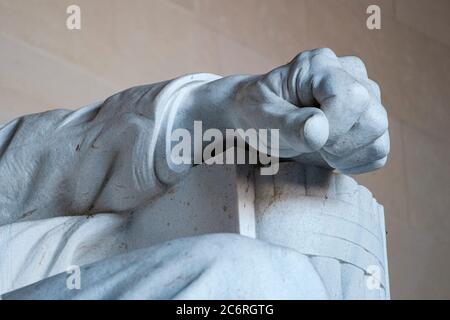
[[0, 48, 390, 299]]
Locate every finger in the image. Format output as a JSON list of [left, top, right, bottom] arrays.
[[321, 132, 390, 170], [339, 57, 381, 104], [339, 56, 368, 80], [339, 56, 382, 103], [360, 78, 381, 102], [249, 81, 330, 157], [311, 67, 371, 142], [339, 157, 388, 175], [323, 99, 388, 156], [288, 48, 341, 107], [282, 106, 329, 155]]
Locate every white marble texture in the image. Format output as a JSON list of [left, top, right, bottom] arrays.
[[0, 49, 390, 299]]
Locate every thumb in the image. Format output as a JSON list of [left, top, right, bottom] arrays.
[[282, 107, 329, 156]]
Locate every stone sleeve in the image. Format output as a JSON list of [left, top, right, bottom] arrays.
[[0, 74, 221, 226]]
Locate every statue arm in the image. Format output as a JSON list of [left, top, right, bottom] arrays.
[[0, 48, 389, 226], [0, 76, 219, 225]]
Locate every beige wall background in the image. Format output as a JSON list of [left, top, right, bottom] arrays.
[[1, 0, 449, 299]]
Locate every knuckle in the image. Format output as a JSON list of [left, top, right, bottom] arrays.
[[376, 156, 388, 167], [368, 79, 381, 95], [368, 157, 388, 172], [364, 79, 381, 100], [292, 51, 311, 65], [310, 54, 333, 69], [363, 103, 389, 136], [309, 49, 339, 68], [311, 48, 337, 58], [375, 107, 389, 133], [369, 135, 390, 159], [342, 56, 368, 79], [347, 56, 367, 71], [347, 82, 371, 108]]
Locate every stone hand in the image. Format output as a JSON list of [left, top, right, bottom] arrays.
[[226, 48, 390, 174]]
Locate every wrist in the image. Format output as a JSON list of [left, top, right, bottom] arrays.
[[174, 75, 260, 136]]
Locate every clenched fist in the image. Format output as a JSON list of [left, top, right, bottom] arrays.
[[191, 48, 389, 175]]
